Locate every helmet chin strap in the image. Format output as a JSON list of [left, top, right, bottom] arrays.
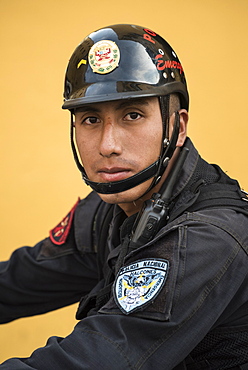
[[70, 110, 180, 195]]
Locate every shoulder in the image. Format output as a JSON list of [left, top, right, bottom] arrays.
[[48, 192, 107, 253], [186, 208, 248, 247], [158, 207, 248, 260]]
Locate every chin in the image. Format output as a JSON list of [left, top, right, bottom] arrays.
[[96, 178, 155, 206], [97, 191, 135, 205]]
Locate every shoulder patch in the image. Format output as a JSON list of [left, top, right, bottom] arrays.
[[114, 258, 169, 314], [49, 198, 80, 245]]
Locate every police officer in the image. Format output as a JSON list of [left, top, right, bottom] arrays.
[[1, 24, 248, 369]]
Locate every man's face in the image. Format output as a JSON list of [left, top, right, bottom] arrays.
[[74, 97, 163, 212]]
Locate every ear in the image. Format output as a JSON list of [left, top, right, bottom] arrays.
[[177, 109, 189, 147], [169, 109, 189, 147]]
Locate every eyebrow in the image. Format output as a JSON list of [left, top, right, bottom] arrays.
[[75, 106, 101, 114], [115, 98, 150, 110], [74, 98, 150, 114]]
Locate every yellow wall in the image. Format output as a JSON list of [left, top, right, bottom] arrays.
[[0, 0, 248, 362]]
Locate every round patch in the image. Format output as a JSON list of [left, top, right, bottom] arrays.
[[88, 40, 120, 74], [114, 258, 169, 314]]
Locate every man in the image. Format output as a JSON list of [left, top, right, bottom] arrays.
[[1, 24, 248, 369]]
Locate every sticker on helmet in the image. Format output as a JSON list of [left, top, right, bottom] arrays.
[[155, 54, 184, 74], [114, 258, 169, 314], [77, 59, 87, 69], [88, 40, 120, 74]]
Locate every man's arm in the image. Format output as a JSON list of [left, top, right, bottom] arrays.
[[0, 238, 98, 323], [0, 193, 102, 323]]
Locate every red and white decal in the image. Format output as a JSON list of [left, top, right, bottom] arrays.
[[155, 55, 184, 74], [49, 198, 80, 245]]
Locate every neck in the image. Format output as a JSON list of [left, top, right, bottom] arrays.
[[118, 147, 181, 217]]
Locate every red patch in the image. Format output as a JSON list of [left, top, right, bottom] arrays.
[[49, 198, 80, 245]]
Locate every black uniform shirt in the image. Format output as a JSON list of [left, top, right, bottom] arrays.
[[1, 139, 248, 369]]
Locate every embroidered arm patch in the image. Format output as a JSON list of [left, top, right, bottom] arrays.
[[49, 198, 80, 245], [114, 258, 169, 314]]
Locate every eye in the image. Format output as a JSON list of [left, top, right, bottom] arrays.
[[124, 112, 142, 121], [83, 116, 100, 125]]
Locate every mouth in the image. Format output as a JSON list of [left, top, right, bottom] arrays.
[[97, 167, 132, 182]]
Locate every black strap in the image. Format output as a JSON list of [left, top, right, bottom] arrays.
[[188, 185, 248, 214], [170, 161, 248, 223]]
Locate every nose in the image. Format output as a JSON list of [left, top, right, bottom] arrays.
[[99, 121, 122, 158]]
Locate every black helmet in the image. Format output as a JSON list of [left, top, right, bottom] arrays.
[[63, 24, 189, 194], [62, 24, 189, 110]]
